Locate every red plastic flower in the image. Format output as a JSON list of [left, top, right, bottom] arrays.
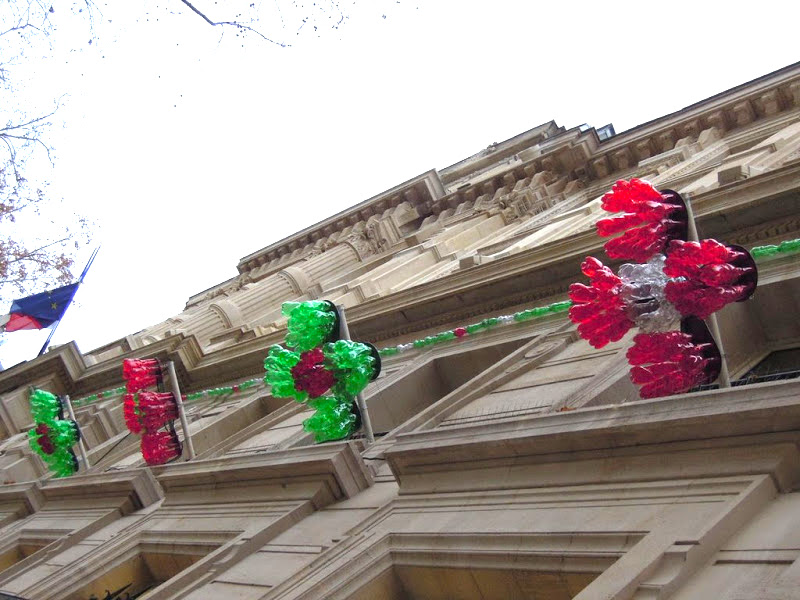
[[626, 327, 719, 398], [664, 239, 757, 318], [569, 257, 634, 348], [597, 179, 686, 262], [291, 347, 337, 398]]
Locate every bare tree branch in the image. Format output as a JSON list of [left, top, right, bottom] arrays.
[[0, 22, 41, 39], [0, 108, 59, 134], [177, 0, 289, 47]]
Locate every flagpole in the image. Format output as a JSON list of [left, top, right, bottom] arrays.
[[682, 195, 731, 388], [336, 305, 375, 444], [63, 395, 91, 470], [38, 248, 100, 357]]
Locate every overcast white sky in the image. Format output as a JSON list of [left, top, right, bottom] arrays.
[[0, 0, 797, 368]]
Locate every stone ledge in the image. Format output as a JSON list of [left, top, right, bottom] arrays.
[[155, 441, 372, 502], [0, 482, 44, 515], [385, 379, 800, 486], [40, 468, 162, 510]]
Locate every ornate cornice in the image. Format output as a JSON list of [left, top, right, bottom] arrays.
[[235, 170, 445, 275]]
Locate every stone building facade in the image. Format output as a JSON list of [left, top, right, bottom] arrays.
[[0, 63, 799, 599]]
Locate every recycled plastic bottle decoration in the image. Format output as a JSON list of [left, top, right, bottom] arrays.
[[27, 389, 81, 478], [569, 178, 758, 398], [264, 301, 381, 442], [122, 358, 182, 465]]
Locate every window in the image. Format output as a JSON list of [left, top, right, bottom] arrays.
[[60, 538, 220, 600], [693, 348, 800, 392]]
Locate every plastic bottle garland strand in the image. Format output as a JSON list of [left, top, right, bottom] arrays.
[[750, 238, 800, 259], [64, 235, 800, 410], [27, 389, 81, 478], [183, 378, 262, 402], [377, 300, 573, 356], [71, 385, 127, 407], [73, 379, 264, 409]]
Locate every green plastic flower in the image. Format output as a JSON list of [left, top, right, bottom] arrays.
[[27, 389, 80, 478], [264, 301, 380, 443]]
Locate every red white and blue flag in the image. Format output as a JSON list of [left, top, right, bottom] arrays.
[[0, 283, 81, 332], [0, 248, 98, 358]]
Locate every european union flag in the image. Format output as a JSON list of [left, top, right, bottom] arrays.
[[1, 283, 80, 332]]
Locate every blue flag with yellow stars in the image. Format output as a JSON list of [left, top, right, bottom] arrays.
[[1, 283, 80, 332]]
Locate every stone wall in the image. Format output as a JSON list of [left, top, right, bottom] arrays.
[[0, 64, 799, 599]]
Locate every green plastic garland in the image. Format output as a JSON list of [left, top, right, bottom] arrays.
[[27, 389, 80, 478]]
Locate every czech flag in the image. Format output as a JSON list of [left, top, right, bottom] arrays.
[[0, 283, 80, 332]]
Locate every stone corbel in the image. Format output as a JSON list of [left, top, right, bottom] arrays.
[[656, 129, 677, 152], [681, 119, 703, 140], [789, 81, 800, 107], [544, 176, 567, 196], [473, 193, 494, 211], [732, 100, 756, 127], [697, 126, 723, 149], [540, 155, 561, 173], [530, 170, 557, 189], [592, 156, 611, 179], [563, 178, 585, 196], [635, 139, 656, 160], [610, 147, 634, 171], [759, 89, 783, 116], [705, 109, 728, 133]]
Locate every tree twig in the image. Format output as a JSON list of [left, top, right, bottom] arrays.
[[177, 0, 289, 47]]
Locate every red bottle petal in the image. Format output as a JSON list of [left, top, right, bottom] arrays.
[[138, 391, 180, 432], [596, 213, 645, 236], [141, 431, 181, 465], [123, 393, 143, 434], [570, 257, 633, 348], [601, 179, 664, 213], [597, 179, 686, 262], [626, 330, 717, 399]]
